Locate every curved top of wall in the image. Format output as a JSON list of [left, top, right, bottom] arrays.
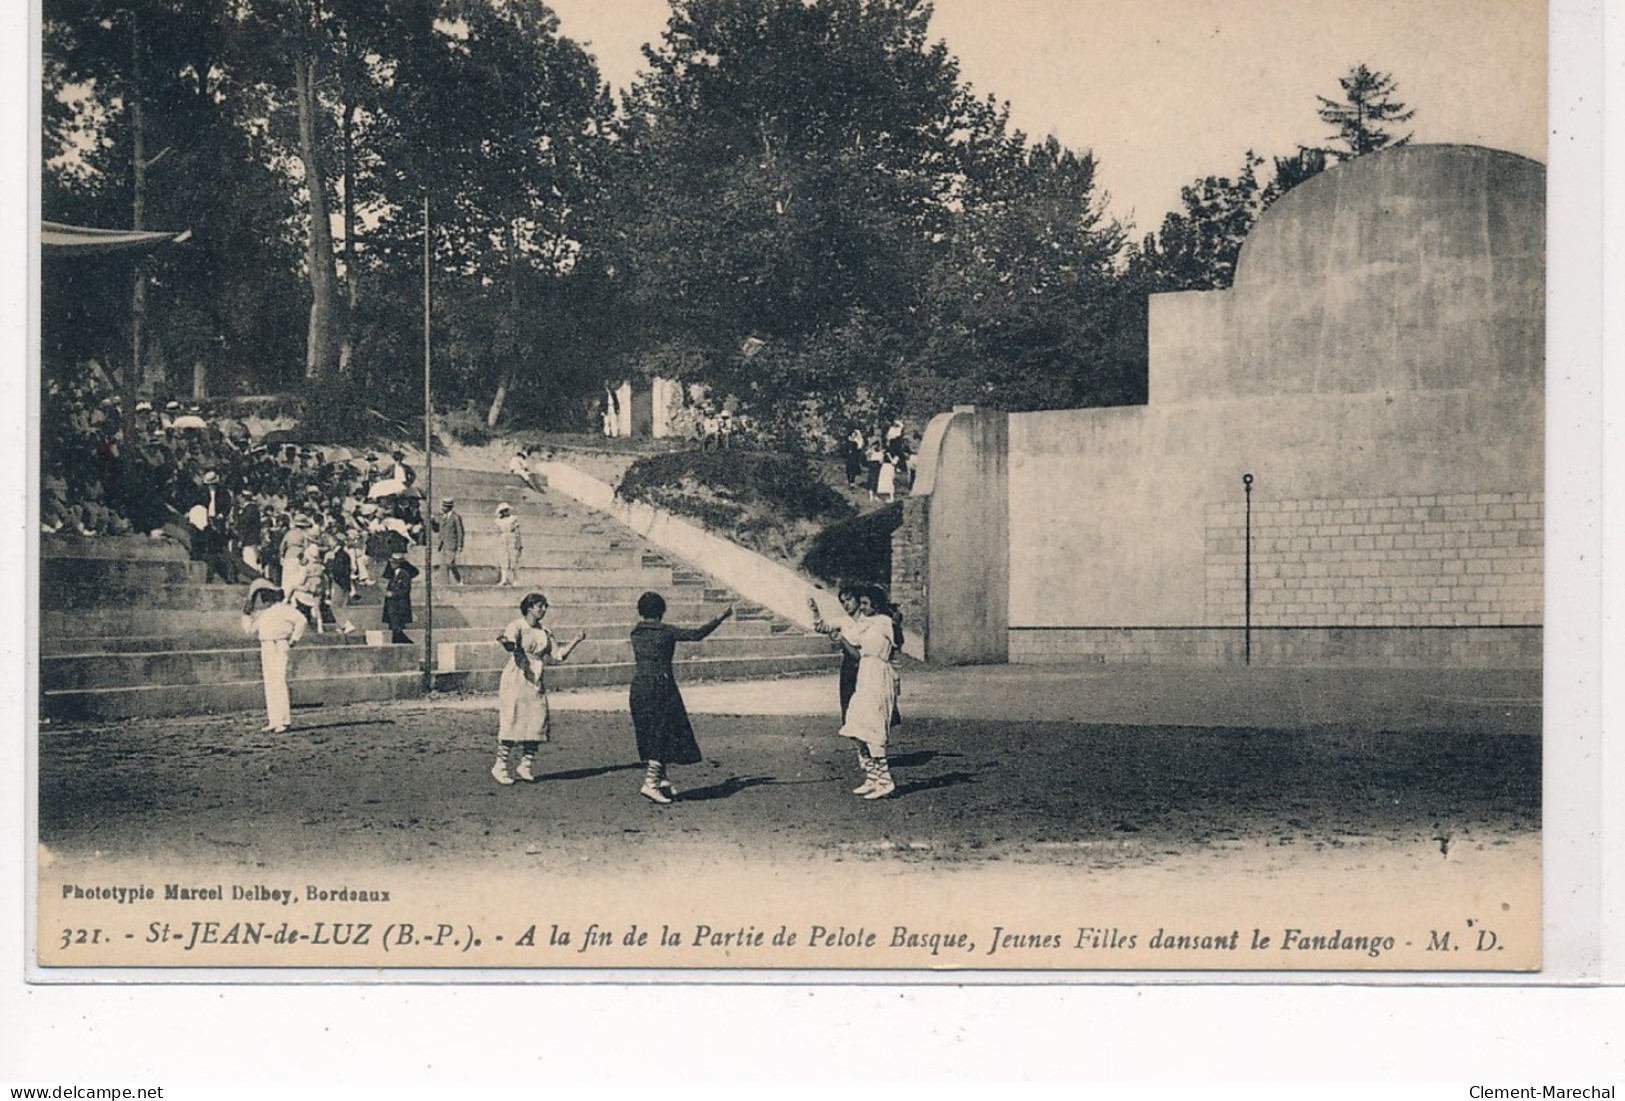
[[1236, 144, 1544, 291], [1151, 144, 1545, 402]]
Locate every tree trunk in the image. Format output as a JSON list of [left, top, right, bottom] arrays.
[[294, 52, 340, 381], [486, 218, 522, 429], [338, 95, 357, 373], [126, 12, 146, 444], [486, 374, 511, 428]]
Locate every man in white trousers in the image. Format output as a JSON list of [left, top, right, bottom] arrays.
[[244, 581, 307, 733]]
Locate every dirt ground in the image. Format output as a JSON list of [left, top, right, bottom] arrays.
[[37, 682, 1540, 876]]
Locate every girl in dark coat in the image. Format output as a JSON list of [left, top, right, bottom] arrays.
[[628, 591, 732, 804], [381, 550, 419, 644]]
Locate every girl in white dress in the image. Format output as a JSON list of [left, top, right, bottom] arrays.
[[813, 587, 901, 798], [494, 503, 523, 586], [493, 592, 585, 785]]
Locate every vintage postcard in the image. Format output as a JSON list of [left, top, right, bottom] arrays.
[[30, 0, 1561, 976]]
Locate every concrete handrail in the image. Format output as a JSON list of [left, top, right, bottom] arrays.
[[536, 461, 827, 632]]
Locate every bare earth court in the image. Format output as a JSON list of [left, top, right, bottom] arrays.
[[34, 663, 1540, 973]]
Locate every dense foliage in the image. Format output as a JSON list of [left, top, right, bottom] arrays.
[[801, 501, 903, 588], [616, 450, 856, 553], [42, 1, 1414, 445]]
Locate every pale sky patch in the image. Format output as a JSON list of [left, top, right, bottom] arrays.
[[542, 0, 1546, 233]]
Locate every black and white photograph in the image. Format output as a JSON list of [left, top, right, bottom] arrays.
[[28, 0, 1562, 975]]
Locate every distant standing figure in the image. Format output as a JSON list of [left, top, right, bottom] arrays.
[[864, 441, 885, 501], [433, 498, 465, 586], [843, 428, 865, 487], [884, 418, 906, 458], [491, 592, 586, 786], [280, 514, 316, 599], [628, 591, 733, 804], [494, 502, 522, 586], [381, 549, 419, 644], [243, 581, 306, 734]]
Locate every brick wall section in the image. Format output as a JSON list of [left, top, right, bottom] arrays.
[[1204, 491, 1543, 627], [891, 496, 930, 648], [1009, 626, 1542, 666]]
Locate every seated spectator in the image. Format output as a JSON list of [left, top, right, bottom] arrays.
[[41, 474, 75, 534], [508, 448, 544, 493]]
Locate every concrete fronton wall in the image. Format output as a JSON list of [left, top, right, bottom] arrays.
[[928, 145, 1543, 668], [899, 408, 1009, 664], [1153, 145, 1544, 404]]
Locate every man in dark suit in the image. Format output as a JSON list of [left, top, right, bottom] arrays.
[[432, 498, 466, 585]]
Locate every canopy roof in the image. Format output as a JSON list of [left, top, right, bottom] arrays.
[[41, 220, 190, 255]]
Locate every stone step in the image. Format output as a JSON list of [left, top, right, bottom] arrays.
[[43, 630, 831, 693], [42, 652, 841, 722], [40, 596, 758, 644], [41, 536, 190, 561], [41, 641, 421, 692], [424, 468, 537, 488], [437, 532, 639, 552], [405, 553, 651, 576], [41, 558, 209, 587], [42, 670, 429, 724], [37, 548, 649, 590], [437, 548, 650, 570], [436, 652, 842, 696], [435, 632, 835, 672], [44, 568, 684, 611], [41, 616, 791, 656], [37, 464, 818, 722]]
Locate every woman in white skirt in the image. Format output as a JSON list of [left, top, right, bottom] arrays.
[[494, 502, 523, 586], [815, 586, 901, 798], [492, 592, 585, 785]]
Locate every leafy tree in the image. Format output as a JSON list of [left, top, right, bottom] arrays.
[[1316, 63, 1414, 161], [351, 0, 613, 426], [1265, 146, 1329, 204], [1129, 151, 1265, 293], [605, 0, 995, 390], [912, 135, 1142, 411], [233, 0, 352, 381], [42, 0, 308, 396], [1132, 62, 1413, 293], [603, 0, 1144, 428]]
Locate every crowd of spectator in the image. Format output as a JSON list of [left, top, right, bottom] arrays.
[[43, 380, 429, 625]]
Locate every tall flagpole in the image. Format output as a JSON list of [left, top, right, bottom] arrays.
[[422, 194, 435, 692]]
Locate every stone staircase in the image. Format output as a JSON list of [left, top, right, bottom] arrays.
[[39, 465, 839, 722]]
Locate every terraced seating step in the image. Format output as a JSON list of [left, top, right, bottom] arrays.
[[434, 632, 836, 672], [40, 596, 763, 647], [42, 641, 420, 692], [38, 463, 825, 722], [41, 536, 190, 561], [43, 670, 428, 724], [44, 567, 687, 610], [43, 652, 840, 723], [39, 615, 792, 656], [440, 653, 841, 696]]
